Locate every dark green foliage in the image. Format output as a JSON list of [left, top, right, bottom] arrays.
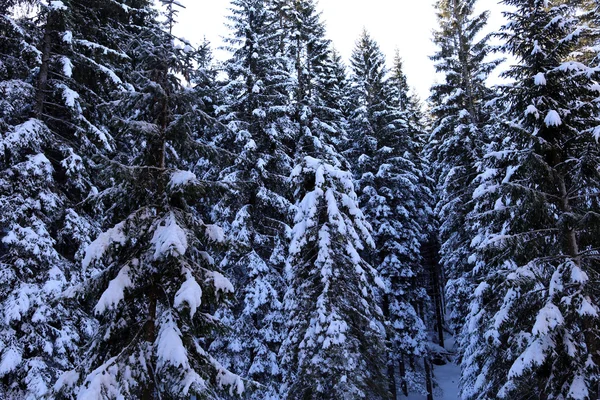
[[427, 0, 500, 339], [463, 1, 600, 398]]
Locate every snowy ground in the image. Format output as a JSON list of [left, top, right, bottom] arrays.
[[401, 334, 460, 400], [401, 362, 460, 400]]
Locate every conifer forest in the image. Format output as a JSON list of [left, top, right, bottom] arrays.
[[1, 0, 600, 398]]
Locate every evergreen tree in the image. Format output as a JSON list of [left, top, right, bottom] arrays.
[[463, 1, 600, 398], [428, 0, 500, 338], [56, 2, 244, 398], [348, 31, 432, 398], [275, 3, 388, 398], [0, 0, 132, 395], [208, 0, 295, 397]]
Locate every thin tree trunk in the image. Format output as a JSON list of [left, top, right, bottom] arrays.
[[141, 61, 169, 400], [36, 9, 53, 118], [425, 238, 445, 348], [398, 356, 408, 397], [424, 357, 434, 400], [557, 176, 580, 264], [387, 356, 397, 400], [383, 294, 398, 399], [142, 283, 158, 400]]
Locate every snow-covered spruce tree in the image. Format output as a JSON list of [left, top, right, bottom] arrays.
[[308, 47, 352, 159], [462, 1, 600, 398], [55, 2, 244, 399], [0, 0, 135, 396], [428, 0, 500, 339], [0, 4, 77, 399], [347, 31, 432, 398], [283, 156, 389, 399], [208, 0, 295, 397], [275, 2, 388, 399], [389, 52, 444, 359]]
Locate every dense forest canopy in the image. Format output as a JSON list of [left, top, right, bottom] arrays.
[[0, 0, 598, 399]]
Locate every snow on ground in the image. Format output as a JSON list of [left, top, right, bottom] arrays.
[[401, 362, 460, 400], [433, 362, 460, 399], [402, 333, 460, 400]]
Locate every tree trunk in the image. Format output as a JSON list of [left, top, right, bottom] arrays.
[[387, 356, 397, 400], [424, 357, 434, 400], [383, 294, 398, 399], [36, 9, 54, 118], [557, 175, 580, 264], [141, 283, 158, 400], [424, 238, 445, 348], [398, 356, 408, 397]]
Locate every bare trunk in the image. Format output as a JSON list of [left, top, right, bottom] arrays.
[[557, 176, 580, 264], [35, 12, 53, 118], [141, 284, 158, 400], [452, 0, 479, 126], [387, 357, 397, 400], [424, 238, 445, 347], [398, 356, 408, 397], [424, 357, 434, 400], [383, 294, 398, 399]]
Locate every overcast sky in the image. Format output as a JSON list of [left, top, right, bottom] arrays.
[[174, 0, 506, 99]]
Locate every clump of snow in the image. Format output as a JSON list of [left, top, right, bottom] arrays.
[[151, 213, 188, 260], [533, 72, 546, 85], [174, 270, 202, 318], [578, 296, 598, 317], [544, 110, 562, 127], [50, 0, 67, 10], [61, 148, 83, 175], [525, 105, 539, 119], [169, 170, 196, 188], [508, 336, 551, 379], [568, 375, 589, 399], [82, 221, 127, 269], [502, 165, 519, 184], [558, 60, 588, 73], [59, 84, 80, 110], [374, 276, 386, 291], [61, 56, 73, 77], [43, 266, 66, 295], [472, 182, 498, 200], [3, 119, 47, 152], [0, 347, 22, 376], [205, 224, 225, 243], [77, 357, 123, 400], [216, 368, 245, 396], [54, 370, 79, 391], [156, 318, 188, 369], [531, 40, 542, 55], [94, 266, 133, 315], [593, 126, 600, 143], [570, 263, 589, 284], [30, 153, 53, 173], [532, 303, 563, 336], [323, 318, 348, 349], [210, 271, 234, 294], [62, 30, 72, 44]]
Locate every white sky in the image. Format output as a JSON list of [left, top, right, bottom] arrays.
[[174, 0, 507, 99]]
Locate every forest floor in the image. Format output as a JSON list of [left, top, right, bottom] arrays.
[[402, 334, 460, 400]]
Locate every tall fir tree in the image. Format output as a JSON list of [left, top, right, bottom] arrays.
[[462, 1, 600, 398], [208, 0, 295, 397], [428, 0, 500, 339], [0, 0, 135, 396], [348, 31, 433, 398], [274, 2, 389, 398], [55, 2, 245, 398]]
